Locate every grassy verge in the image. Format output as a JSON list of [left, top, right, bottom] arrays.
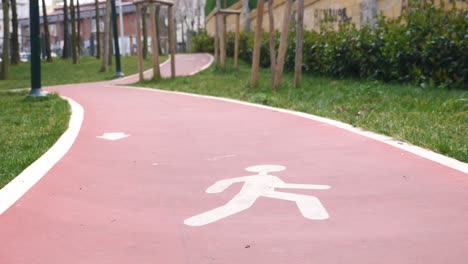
[[0, 56, 161, 90], [0, 55, 160, 189], [137, 58, 468, 163], [0, 92, 70, 188]]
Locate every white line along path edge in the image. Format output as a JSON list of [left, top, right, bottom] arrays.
[[113, 85, 468, 174], [0, 96, 84, 215], [189, 53, 215, 76]]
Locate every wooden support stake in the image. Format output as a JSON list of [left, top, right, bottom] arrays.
[[214, 10, 220, 66], [220, 13, 226, 70], [234, 14, 240, 69], [273, 0, 293, 89], [168, 5, 176, 78], [150, 4, 160, 80], [136, 4, 144, 81], [250, 0, 264, 88], [268, 0, 276, 89], [295, 0, 304, 88]]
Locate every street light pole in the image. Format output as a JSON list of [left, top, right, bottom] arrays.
[[28, 0, 46, 97], [110, 0, 124, 78]]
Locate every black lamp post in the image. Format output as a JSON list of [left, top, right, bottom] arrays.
[[28, 0, 46, 97], [110, 0, 124, 78]]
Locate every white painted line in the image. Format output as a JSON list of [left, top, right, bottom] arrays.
[[112, 85, 468, 174], [188, 53, 215, 76], [97, 132, 130, 141], [106, 58, 172, 83], [0, 96, 84, 215], [206, 154, 237, 161], [184, 165, 330, 226]]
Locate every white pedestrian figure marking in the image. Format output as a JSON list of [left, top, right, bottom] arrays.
[[184, 165, 331, 226]]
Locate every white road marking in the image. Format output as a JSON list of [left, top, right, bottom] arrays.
[[206, 154, 237, 161], [0, 97, 84, 215], [115, 85, 468, 174], [184, 165, 330, 227], [97, 132, 130, 141], [188, 54, 215, 76]]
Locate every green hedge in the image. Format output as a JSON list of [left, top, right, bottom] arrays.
[[196, 5, 467, 89]]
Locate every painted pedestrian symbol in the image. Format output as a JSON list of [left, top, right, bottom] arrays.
[[184, 165, 331, 226]]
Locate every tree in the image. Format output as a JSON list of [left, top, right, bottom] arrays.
[[174, 0, 198, 53], [70, 0, 78, 64], [77, 0, 81, 56], [155, 5, 162, 54], [268, 0, 276, 89], [242, 0, 250, 31], [214, 0, 225, 68], [250, 0, 264, 87], [273, 0, 292, 89], [101, 0, 111, 71], [95, 0, 101, 58], [361, 0, 378, 28], [1, 0, 10, 79], [10, 0, 20, 65], [294, 0, 304, 88], [141, 6, 148, 59], [63, 0, 70, 59], [42, 0, 53, 62]]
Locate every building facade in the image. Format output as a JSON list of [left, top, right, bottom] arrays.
[[206, 0, 467, 35], [18, 0, 171, 55]]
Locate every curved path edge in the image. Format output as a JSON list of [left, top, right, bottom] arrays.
[[0, 97, 84, 215], [0, 53, 215, 216], [115, 84, 468, 174]]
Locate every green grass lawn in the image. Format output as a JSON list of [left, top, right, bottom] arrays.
[[0, 56, 159, 90], [0, 55, 159, 189], [138, 58, 468, 163], [0, 92, 69, 188]]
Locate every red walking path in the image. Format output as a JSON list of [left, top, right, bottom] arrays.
[[0, 54, 467, 264]]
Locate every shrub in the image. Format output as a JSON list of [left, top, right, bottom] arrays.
[[192, 31, 214, 53], [217, 4, 467, 89]]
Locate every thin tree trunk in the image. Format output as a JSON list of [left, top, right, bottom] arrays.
[[1, 0, 10, 79], [108, 8, 113, 65], [268, 0, 276, 89], [42, 0, 53, 62], [95, 0, 101, 58], [150, 4, 160, 80], [242, 0, 250, 32], [101, 0, 111, 71], [273, 0, 293, 89], [181, 20, 185, 49], [136, 5, 143, 80], [214, 2, 220, 66], [217, 0, 225, 70], [250, 0, 264, 88], [196, 0, 201, 32], [219, 0, 227, 71], [142, 6, 148, 59], [155, 5, 162, 54], [77, 0, 81, 57], [234, 13, 240, 68], [294, 0, 304, 88], [10, 0, 20, 65], [63, 0, 70, 59], [70, 0, 78, 64]]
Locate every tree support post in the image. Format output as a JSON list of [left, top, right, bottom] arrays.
[[136, 4, 144, 81], [150, 4, 161, 80], [250, 0, 265, 88]]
